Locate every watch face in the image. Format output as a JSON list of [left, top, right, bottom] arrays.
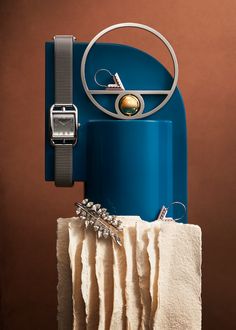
[[52, 114, 75, 138]]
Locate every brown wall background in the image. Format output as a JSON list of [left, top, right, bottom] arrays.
[[0, 0, 235, 329]]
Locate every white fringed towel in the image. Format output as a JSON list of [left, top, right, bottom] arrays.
[[57, 216, 202, 330]]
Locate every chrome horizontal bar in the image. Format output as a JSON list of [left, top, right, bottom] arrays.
[[88, 90, 171, 95]]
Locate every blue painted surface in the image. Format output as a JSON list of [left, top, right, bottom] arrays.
[[45, 41, 187, 222]]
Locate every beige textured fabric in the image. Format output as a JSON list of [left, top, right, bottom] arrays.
[[57, 218, 73, 330], [68, 220, 86, 330], [57, 216, 202, 330], [153, 223, 202, 330], [81, 228, 99, 329]]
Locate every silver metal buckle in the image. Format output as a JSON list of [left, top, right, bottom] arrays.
[[53, 35, 76, 41], [50, 104, 78, 146]]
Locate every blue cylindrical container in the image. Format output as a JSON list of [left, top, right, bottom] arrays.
[[85, 120, 173, 221]]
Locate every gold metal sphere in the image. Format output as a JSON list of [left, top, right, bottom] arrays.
[[119, 94, 141, 116]]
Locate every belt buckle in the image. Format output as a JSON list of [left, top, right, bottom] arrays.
[[50, 104, 79, 146]]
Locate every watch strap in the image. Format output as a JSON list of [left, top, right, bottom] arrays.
[[54, 35, 75, 187], [54, 35, 74, 104], [55, 144, 73, 187]]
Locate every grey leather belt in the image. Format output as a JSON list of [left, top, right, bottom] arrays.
[[50, 35, 78, 187]]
